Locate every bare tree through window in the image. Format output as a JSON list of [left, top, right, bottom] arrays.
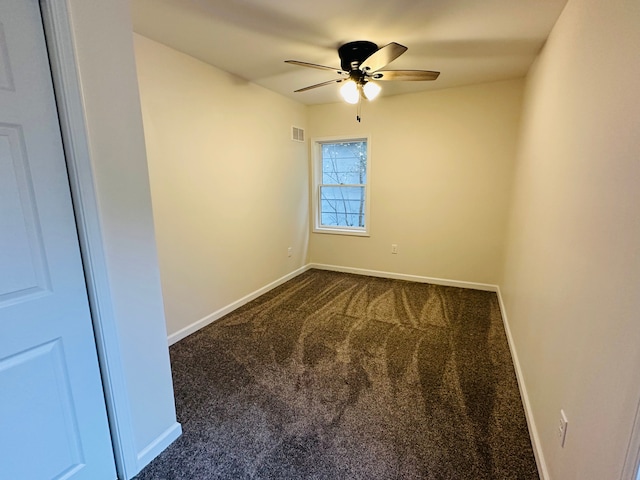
[[320, 141, 367, 228]]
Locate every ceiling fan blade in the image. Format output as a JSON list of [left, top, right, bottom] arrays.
[[294, 79, 344, 93], [370, 70, 440, 81], [359, 42, 408, 73], [285, 60, 347, 75]]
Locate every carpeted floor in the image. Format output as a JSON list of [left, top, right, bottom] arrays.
[[134, 269, 538, 479]]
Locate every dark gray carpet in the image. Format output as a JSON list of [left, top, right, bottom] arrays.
[[134, 269, 538, 479]]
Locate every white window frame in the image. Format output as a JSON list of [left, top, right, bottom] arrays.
[[311, 135, 371, 236]]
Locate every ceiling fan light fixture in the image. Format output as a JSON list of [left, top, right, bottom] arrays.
[[287, 40, 439, 118], [362, 81, 381, 100], [340, 80, 360, 104]]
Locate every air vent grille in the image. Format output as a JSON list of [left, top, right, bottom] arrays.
[[291, 126, 305, 142]]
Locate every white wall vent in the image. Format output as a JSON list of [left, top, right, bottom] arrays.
[[291, 126, 305, 142]]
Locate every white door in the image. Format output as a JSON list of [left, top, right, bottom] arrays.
[[0, 1, 116, 479]]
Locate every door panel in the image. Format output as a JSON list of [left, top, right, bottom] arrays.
[[0, 124, 50, 305], [0, 1, 116, 478], [0, 340, 85, 479], [0, 22, 15, 91]]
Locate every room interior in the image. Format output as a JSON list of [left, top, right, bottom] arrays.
[[124, 0, 640, 478], [11, 0, 636, 479]]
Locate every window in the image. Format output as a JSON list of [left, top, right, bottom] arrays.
[[312, 136, 370, 236]]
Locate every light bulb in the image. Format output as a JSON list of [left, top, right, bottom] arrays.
[[363, 81, 381, 100], [340, 80, 359, 104]]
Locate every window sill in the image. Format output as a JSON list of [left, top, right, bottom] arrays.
[[313, 227, 370, 237]]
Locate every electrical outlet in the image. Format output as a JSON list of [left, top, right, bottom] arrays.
[[391, 244, 398, 254], [558, 409, 568, 447], [287, 246, 292, 257]]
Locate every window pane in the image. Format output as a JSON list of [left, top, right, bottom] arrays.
[[321, 142, 366, 185], [320, 186, 365, 227]]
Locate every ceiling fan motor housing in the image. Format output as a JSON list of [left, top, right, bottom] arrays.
[[338, 41, 378, 71]]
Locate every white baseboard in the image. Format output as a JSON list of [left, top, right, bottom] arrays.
[[308, 263, 499, 292], [135, 421, 182, 476], [496, 286, 548, 480], [167, 265, 311, 346]]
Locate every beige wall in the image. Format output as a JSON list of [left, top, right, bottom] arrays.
[[500, 0, 640, 478], [133, 35, 309, 339], [307, 80, 524, 285]]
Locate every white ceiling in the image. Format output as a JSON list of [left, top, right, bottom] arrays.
[[131, 0, 568, 105]]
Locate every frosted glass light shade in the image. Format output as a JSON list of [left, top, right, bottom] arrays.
[[340, 81, 359, 104], [363, 81, 381, 100]]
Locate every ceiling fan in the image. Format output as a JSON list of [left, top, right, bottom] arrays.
[[285, 41, 439, 119]]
